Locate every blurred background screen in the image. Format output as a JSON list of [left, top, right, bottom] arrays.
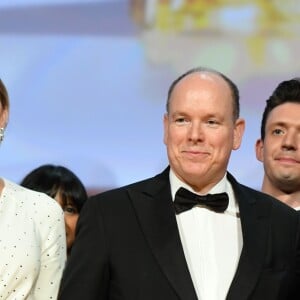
[[1, 0, 299, 194]]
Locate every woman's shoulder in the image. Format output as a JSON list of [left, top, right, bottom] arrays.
[[2, 178, 63, 217]]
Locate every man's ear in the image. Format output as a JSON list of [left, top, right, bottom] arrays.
[[255, 139, 264, 162], [163, 113, 168, 146], [232, 118, 245, 150]]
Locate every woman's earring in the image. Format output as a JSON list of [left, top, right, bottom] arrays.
[[0, 127, 5, 142]]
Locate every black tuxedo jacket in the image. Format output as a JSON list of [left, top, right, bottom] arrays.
[[59, 168, 300, 300]]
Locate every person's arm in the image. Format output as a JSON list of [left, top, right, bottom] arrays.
[[31, 196, 67, 299], [59, 196, 110, 299], [291, 213, 300, 298]]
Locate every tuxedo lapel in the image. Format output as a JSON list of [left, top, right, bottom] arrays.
[[128, 170, 198, 300], [226, 174, 272, 300], [128, 170, 272, 300]]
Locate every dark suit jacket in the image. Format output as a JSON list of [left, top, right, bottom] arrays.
[[59, 168, 300, 300]]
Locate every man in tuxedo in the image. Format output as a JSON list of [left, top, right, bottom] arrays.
[[59, 67, 300, 299], [256, 78, 300, 210]]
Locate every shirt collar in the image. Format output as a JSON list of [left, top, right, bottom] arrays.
[[169, 169, 239, 215], [169, 169, 227, 200]]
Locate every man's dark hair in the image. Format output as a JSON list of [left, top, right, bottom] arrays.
[[166, 67, 240, 120], [260, 78, 300, 140]]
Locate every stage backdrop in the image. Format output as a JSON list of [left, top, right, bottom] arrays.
[[1, 0, 299, 193]]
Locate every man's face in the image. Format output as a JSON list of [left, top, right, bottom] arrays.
[[256, 102, 300, 192], [164, 72, 244, 193]]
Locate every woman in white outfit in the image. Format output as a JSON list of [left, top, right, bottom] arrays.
[[0, 79, 66, 299]]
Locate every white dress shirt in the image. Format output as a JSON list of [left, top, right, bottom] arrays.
[[170, 170, 243, 300], [0, 179, 66, 299]]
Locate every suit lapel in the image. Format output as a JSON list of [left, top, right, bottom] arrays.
[[226, 174, 271, 300], [128, 169, 198, 300], [129, 170, 272, 300]]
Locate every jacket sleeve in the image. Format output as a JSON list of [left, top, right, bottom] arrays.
[[289, 213, 300, 299], [59, 196, 110, 299], [32, 197, 67, 299]]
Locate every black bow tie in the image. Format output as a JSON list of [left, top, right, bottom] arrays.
[[174, 187, 229, 214]]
